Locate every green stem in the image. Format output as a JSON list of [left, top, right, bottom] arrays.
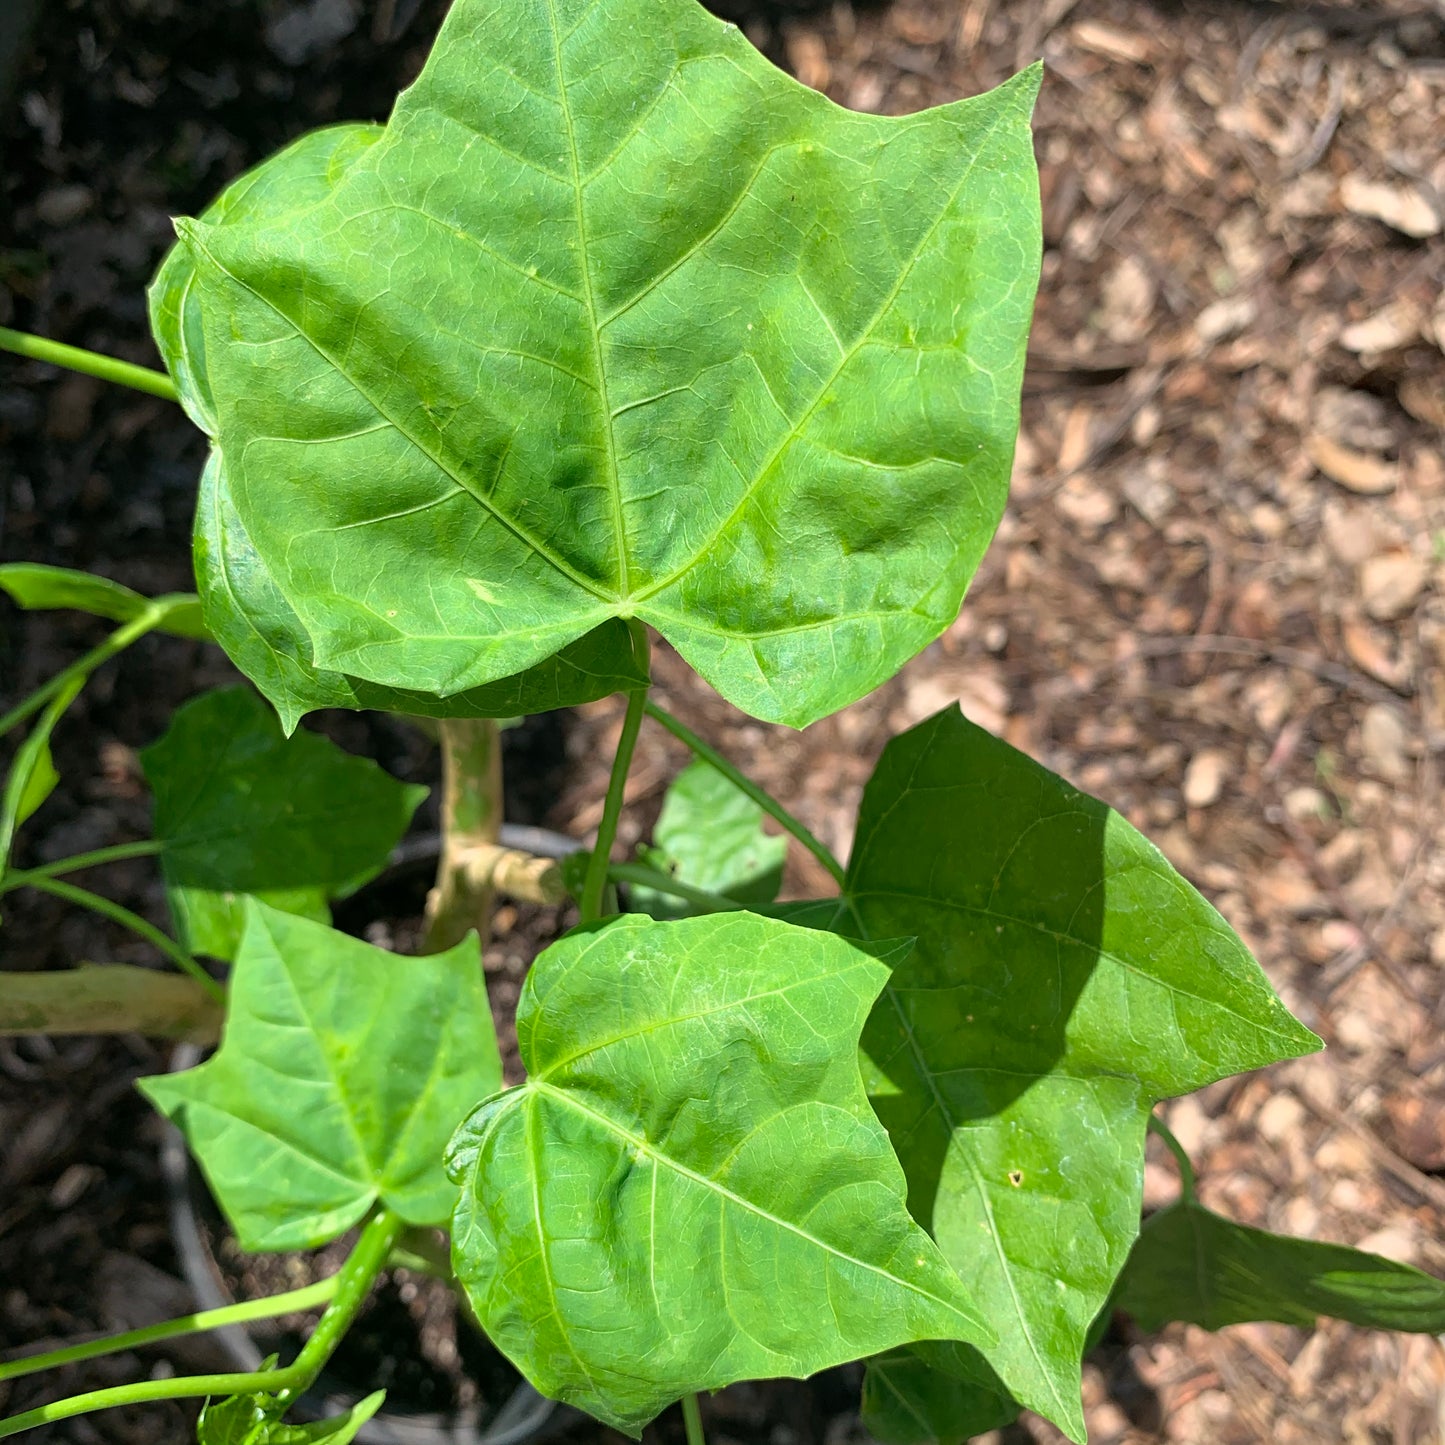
[[0, 327, 178, 403], [1148, 1114, 1197, 1202], [579, 623, 650, 925], [0, 1209, 402, 1439], [642, 700, 846, 886], [0, 841, 164, 897], [607, 862, 742, 915], [0, 607, 169, 740], [682, 1393, 707, 1445], [18, 875, 223, 1002], [0, 1279, 339, 1384]]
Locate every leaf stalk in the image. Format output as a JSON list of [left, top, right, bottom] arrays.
[[0, 327, 179, 402], [579, 622, 651, 924], [0, 1209, 403, 1439], [642, 701, 845, 886]]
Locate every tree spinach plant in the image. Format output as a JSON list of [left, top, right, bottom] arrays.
[[3, 1, 1444, 1441]]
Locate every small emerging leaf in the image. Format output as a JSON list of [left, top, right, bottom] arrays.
[[1, 678, 82, 874], [141, 902, 501, 1250], [197, 1389, 385, 1445], [0, 562, 208, 639], [1116, 1198, 1445, 1334], [141, 686, 426, 959], [14, 740, 58, 829], [448, 912, 993, 1435], [629, 759, 785, 918]]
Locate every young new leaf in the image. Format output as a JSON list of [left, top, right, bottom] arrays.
[[141, 902, 501, 1250]]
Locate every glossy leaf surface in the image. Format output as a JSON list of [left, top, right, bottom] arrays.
[[1117, 1198, 1445, 1334], [141, 686, 425, 959], [0, 562, 208, 639], [447, 912, 994, 1434], [192, 454, 647, 733], [142, 903, 500, 1250], [152, 0, 1042, 727], [802, 706, 1319, 1439], [630, 758, 785, 917]]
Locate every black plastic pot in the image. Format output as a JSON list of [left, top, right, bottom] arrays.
[[160, 823, 583, 1445]]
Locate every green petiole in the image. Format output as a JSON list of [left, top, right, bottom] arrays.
[[642, 700, 846, 886], [1147, 1114, 1198, 1202], [0, 1278, 339, 1384], [0, 841, 165, 898], [579, 621, 651, 925], [0, 327, 179, 403], [0, 606, 173, 741], [0, 1208, 403, 1439], [606, 861, 743, 915], [16, 874, 223, 1002], [682, 1392, 707, 1445]]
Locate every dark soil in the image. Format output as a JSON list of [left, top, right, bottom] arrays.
[[4, 1, 1445, 1443]]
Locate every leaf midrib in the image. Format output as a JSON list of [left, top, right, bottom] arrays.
[[546, 0, 630, 600], [528, 1079, 982, 1329]]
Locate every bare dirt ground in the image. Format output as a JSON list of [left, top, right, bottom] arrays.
[[2, 1, 1444, 1442]]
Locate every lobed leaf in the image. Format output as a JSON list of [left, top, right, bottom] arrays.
[[192, 454, 647, 734], [795, 706, 1319, 1440], [151, 0, 1042, 729], [141, 686, 426, 959], [629, 759, 785, 918], [0, 562, 208, 639], [1116, 1198, 1445, 1334], [141, 902, 501, 1251], [447, 912, 994, 1434]]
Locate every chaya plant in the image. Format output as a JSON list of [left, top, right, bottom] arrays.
[[2, 1, 1443, 1440]]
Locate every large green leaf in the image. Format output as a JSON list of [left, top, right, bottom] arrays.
[[141, 686, 426, 959], [141, 902, 500, 1250], [151, 0, 1042, 728], [803, 706, 1319, 1440], [192, 453, 647, 733], [0, 562, 208, 639], [447, 912, 994, 1434], [630, 758, 785, 918], [149, 127, 645, 729], [862, 1343, 1017, 1445], [1116, 1198, 1445, 1334]]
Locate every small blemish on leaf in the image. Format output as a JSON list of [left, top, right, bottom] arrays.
[[1007, 1169, 1024, 1187], [466, 578, 497, 604]]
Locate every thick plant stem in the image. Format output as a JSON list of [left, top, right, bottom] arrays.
[[0, 1208, 403, 1439], [0, 327, 179, 402], [18, 875, 222, 1001], [580, 625, 651, 925], [682, 1393, 707, 1445], [1147, 1114, 1198, 1201], [0, 1279, 339, 1383], [0, 608, 170, 740], [642, 700, 846, 886], [422, 718, 504, 953], [0, 964, 222, 1042]]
